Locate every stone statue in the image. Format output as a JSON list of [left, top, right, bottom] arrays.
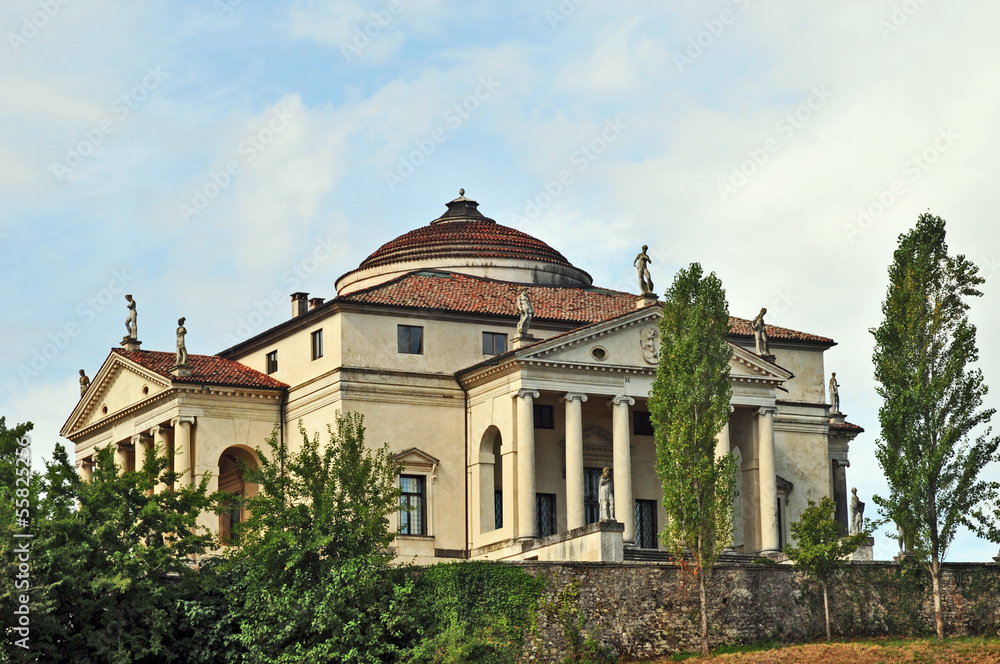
[[633, 245, 654, 295], [751, 307, 770, 356], [599, 467, 615, 521], [176, 317, 189, 366], [640, 326, 659, 364], [124, 294, 138, 340], [829, 372, 841, 413], [850, 487, 865, 535], [79, 369, 91, 398], [516, 287, 534, 337], [896, 522, 905, 553]]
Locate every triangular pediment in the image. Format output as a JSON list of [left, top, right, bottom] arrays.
[[517, 307, 664, 370], [61, 351, 172, 438], [728, 344, 792, 385], [394, 447, 440, 476]]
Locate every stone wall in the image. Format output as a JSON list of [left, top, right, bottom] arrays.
[[520, 561, 1000, 661]]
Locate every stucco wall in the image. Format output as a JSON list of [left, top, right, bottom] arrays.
[[520, 561, 1000, 661]]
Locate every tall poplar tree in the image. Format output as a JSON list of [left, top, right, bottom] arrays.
[[871, 212, 1000, 639], [649, 262, 736, 657]]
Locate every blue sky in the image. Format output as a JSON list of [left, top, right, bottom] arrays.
[[3, 0, 1000, 561]]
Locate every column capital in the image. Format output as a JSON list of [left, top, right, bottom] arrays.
[[171, 415, 196, 427], [130, 433, 151, 446], [756, 406, 778, 417], [561, 392, 588, 403], [610, 395, 635, 407], [149, 424, 169, 437], [516, 389, 540, 400]]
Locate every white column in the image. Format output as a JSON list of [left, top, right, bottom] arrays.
[[516, 390, 539, 540], [757, 406, 780, 555], [172, 416, 196, 487], [611, 395, 636, 544], [114, 441, 130, 473], [563, 392, 588, 531], [77, 457, 93, 482], [150, 425, 171, 494], [714, 418, 731, 461], [133, 433, 153, 494]]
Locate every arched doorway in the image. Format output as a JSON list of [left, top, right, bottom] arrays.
[[218, 446, 258, 545], [478, 427, 502, 533]]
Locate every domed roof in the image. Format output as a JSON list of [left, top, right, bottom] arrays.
[[336, 191, 592, 295]]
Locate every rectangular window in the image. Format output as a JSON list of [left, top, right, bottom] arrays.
[[400, 475, 426, 535], [266, 350, 278, 374], [633, 410, 655, 437], [482, 332, 508, 355], [533, 404, 554, 429], [635, 499, 658, 549], [536, 493, 557, 537], [494, 489, 503, 530], [311, 329, 323, 360], [584, 468, 602, 525], [397, 325, 423, 354]]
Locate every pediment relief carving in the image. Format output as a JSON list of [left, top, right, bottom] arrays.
[[68, 357, 172, 434]]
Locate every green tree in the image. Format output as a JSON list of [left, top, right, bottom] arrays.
[[786, 496, 868, 641], [224, 412, 410, 663], [871, 212, 1000, 639], [648, 262, 736, 657], [2, 428, 218, 664]]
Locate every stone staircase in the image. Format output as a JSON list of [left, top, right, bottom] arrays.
[[623, 548, 760, 564]]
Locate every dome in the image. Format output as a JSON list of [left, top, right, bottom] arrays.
[[335, 191, 593, 295]]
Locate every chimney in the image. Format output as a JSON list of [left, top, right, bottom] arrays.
[[309, 297, 325, 311], [291, 292, 309, 317]]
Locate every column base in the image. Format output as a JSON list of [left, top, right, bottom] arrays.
[[759, 548, 782, 560]]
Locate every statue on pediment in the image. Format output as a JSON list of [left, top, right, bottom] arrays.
[[599, 467, 615, 521], [829, 372, 841, 413], [634, 245, 654, 295], [176, 317, 189, 366], [516, 287, 534, 337], [79, 369, 91, 398], [751, 307, 770, 356], [124, 294, 138, 341]]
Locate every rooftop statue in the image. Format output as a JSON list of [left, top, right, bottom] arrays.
[[516, 287, 534, 337], [829, 372, 841, 413], [124, 294, 138, 341], [751, 307, 770, 356], [176, 317, 189, 366], [633, 245, 654, 295], [79, 369, 90, 398]]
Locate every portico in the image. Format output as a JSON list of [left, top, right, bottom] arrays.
[[462, 306, 794, 561]]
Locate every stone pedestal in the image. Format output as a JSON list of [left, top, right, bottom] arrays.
[[172, 363, 192, 378], [511, 334, 539, 350], [894, 551, 916, 563], [850, 536, 874, 562], [635, 293, 658, 309], [760, 353, 776, 363], [121, 338, 142, 352]]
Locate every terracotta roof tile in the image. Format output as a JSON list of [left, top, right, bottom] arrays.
[[829, 420, 865, 433], [113, 348, 288, 390], [356, 221, 575, 271], [337, 271, 836, 344]]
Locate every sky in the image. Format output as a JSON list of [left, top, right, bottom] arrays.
[[3, 0, 1000, 561]]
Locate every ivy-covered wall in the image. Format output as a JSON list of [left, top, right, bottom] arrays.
[[519, 561, 1000, 660]]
